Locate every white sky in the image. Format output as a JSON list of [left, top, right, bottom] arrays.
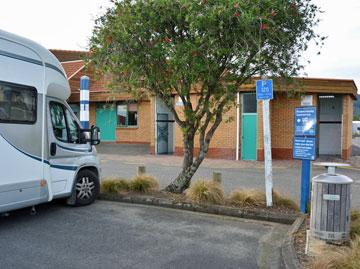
[[0, 0, 359, 90]]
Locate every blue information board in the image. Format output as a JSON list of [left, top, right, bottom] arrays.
[[293, 137, 316, 160], [256, 79, 273, 100], [294, 106, 317, 136]]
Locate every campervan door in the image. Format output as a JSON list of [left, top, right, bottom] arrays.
[[0, 33, 49, 212]]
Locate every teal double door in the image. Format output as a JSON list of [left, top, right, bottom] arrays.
[[241, 93, 257, 160], [96, 103, 117, 142]]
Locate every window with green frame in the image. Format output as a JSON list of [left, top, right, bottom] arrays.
[[117, 102, 138, 127]]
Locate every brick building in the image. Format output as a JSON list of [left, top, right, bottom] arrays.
[[51, 49, 151, 145], [51, 49, 357, 161], [151, 79, 357, 161]]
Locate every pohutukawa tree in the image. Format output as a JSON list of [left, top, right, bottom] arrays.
[[89, 0, 322, 193]]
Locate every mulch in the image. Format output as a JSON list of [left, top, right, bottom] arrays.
[[111, 190, 298, 215], [293, 216, 313, 268]]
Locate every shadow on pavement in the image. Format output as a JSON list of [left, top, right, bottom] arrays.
[[96, 143, 150, 156]]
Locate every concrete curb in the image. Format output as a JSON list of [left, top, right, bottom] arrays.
[[281, 214, 307, 269], [99, 193, 298, 225]]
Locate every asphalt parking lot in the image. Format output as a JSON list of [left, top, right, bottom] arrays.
[[97, 144, 360, 209], [0, 201, 288, 269]]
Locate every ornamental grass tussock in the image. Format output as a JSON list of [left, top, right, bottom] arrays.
[[228, 188, 298, 211], [186, 179, 224, 205], [309, 236, 360, 269], [129, 175, 159, 193], [228, 189, 266, 207], [101, 178, 130, 193], [272, 190, 299, 211]]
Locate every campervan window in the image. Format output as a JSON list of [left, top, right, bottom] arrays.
[[50, 101, 83, 144], [0, 81, 37, 124]]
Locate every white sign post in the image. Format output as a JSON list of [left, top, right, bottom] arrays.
[[262, 99, 273, 206], [256, 79, 273, 207]]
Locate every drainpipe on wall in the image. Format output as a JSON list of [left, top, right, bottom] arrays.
[[236, 92, 240, 160]]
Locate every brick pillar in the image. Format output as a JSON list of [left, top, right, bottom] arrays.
[[341, 95, 353, 160]]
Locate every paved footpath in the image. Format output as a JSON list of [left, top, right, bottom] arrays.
[[0, 201, 288, 269], [98, 144, 360, 209]]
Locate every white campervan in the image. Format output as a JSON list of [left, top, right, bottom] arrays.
[[0, 30, 101, 213]]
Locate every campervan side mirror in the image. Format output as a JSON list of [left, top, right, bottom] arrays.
[[91, 126, 100, 145]]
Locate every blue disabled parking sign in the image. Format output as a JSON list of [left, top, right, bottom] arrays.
[[256, 79, 273, 100]]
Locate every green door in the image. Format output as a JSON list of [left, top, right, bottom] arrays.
[[242, 93, 257, 160], [96, 103, 117, 142]]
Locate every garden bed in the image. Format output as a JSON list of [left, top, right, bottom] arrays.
[[99, 190, 299, 225]]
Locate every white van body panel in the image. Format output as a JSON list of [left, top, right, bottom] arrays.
[[0, 29, 100, 213]]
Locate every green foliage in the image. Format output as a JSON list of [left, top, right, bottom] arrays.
[[186, 179, 224, 204], [101, 178, 130, 193], [354, 115, 360, 121], [90, 0, 322, 101], [89, 0, 322, 191], [129, 175, 159, 193], [89, 0, 322, 127]]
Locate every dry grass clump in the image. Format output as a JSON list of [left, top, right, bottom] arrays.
[[351, 210, 360, 239], [228, 189, 266, 207], [101, 178, 130, 193], [309, 237, 360, 269], [129, 175, 159, 193], [227, 189, 298, 211], [186, 179, 224, 205], [272, 190, 299, 211]]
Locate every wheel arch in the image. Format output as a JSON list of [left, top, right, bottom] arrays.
[[66, 165, 100, 205]]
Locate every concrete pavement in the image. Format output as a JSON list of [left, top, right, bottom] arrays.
[[0, 201, 288, 269], [97, 144, 360, 209]]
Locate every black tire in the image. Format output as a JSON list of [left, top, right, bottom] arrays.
[[74, 169, 100, 206]]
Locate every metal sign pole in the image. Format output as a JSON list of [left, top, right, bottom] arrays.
[[256, 79, 273, 207], [300, 159, 311, 213], [263, 98, 273, 206], [293, 106, 317, 213]]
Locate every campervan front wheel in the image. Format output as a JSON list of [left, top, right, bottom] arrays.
[[74, 170, 100, 206]]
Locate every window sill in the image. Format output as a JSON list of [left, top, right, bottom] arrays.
[[116, 126, 139, 129]]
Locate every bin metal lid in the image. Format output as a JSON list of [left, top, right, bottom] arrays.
[[313, 162, 350, 168], [313, 173, 353, 184]]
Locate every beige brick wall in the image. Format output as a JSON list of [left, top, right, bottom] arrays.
[[89, 102, 96, 127], [270, 94, 300, 149], [116, 101, 151, 144], [257, 93, 302, 160], [173, 95, 236, 149]]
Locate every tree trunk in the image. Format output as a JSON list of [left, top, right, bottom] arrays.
[[164, 157, 206, 193], [164, 132, 203, 193], [164, 97, 227, 193], [164, 134, 209, 193]]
